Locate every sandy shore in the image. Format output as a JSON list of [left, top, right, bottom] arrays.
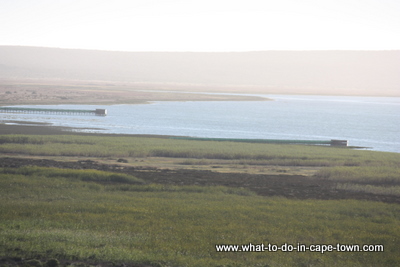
[[0, 122, 89, 135], [0, 121, 176, 138], [0, 79, 269, 106], [0, 79, 270, 135]]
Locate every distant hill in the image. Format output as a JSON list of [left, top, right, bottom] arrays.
[[0, 46, 399, 96]]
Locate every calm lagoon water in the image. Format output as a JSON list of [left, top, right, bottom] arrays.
[[2, 95, 400, 153]]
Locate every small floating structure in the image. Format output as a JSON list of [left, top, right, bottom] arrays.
[[170, 137, 348, 147], [330, 139, 348, 146], [0, 107, 107, 116], [94, 109, 107, 116]]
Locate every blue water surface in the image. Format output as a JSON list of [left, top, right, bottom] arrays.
[[2, 95, 399, 153]]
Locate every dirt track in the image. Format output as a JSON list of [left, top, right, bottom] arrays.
[[1, 157, 398, 204]]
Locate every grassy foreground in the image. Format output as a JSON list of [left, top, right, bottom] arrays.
[[1, 134, 400, 196], [1, 167, 399, 267], [1, 134, 400, 266], [1, 134, 399, 166]]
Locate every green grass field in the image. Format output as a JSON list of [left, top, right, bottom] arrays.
[[1, 134, 400, 266], [1, 134, 400, 196], [1, 167, 399, 267], [1, 134, 399, 166]]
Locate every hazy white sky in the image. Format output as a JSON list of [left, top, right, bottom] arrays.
[[1, 0, 399, 52]]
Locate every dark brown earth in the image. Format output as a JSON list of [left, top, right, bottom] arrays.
[[0, 256, 156, 267], [1, 157, 398, 204]]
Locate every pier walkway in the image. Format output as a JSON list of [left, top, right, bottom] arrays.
[[0, 107, 107, 116]]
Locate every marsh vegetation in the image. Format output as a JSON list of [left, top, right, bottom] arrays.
[[1, 134, 400, 266]]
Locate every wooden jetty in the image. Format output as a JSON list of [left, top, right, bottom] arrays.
[[0, 107, 107, 116]]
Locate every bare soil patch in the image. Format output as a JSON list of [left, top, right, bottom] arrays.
[[1, 157, 398, 204]]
